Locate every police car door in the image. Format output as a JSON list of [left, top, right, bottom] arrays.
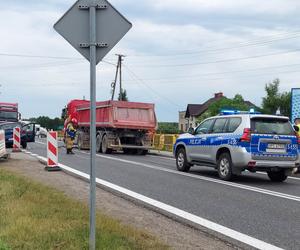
[[189, 118, 215, 161], [207, 118, 228, 162]]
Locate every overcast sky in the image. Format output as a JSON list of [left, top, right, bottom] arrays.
[[1, 0, 300, 121]]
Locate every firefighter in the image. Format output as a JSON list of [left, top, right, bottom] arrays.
[[65, 118, 77, 154]]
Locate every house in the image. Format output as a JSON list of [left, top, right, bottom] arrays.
[[178, 92, 257, 132]]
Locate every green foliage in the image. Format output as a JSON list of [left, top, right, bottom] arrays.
[[262, 79, 291, 116], [157, 122, 179, 134], [118, 89, 129, 101], [29, 116, 64, 130], [196, 94, 253, 123]]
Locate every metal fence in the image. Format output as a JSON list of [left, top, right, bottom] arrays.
[[153, 134, 179, 152]]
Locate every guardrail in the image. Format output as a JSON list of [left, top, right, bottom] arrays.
[[153, 134, 179, 152]]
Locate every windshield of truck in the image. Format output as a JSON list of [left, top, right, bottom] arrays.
[[0, 111, 18, 121], [251, 118, 294, 135]]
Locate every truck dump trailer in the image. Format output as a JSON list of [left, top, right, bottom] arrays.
[[66, 100, 157, 154]]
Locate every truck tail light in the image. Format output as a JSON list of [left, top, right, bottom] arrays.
[[241, 128, 251, 142]]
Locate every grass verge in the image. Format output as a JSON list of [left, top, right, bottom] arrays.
[[0, 169, 168, 250]]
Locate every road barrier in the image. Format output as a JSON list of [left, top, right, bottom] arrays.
[[13, 127, 21, 152], [57, 130, 64, 140], [153, 134, 179, 152], [45, 131, 61, 171], [0, 130, 8, 158]]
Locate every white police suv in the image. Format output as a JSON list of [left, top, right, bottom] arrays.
[[174, 110, 300, 182]]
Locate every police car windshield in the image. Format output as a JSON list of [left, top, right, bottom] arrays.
[[251, 118, 294, 135]]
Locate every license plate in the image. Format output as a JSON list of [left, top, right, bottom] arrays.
[[268, 144, 285, 149], [266, 144, 286, 153]]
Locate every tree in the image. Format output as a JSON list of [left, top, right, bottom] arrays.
[[157, 122, 180, 134], [196, 94, 252, 123], [29, 116, 64, 130], [262, 79, 291, 116], [118, 89, 128, 101]]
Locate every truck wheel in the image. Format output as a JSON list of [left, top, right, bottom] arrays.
[[217, 153, 234, 181], [96, 134, 102, 153], [267, 171, 287, 182], [101, 134, 112, 154], [176, 148, 191, 172]]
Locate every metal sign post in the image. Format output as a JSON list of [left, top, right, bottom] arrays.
[[89, 4, 97, 249], [54, 1, 132, 249]]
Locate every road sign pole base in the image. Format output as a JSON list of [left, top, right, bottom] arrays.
[[45, 166, 61, 172]]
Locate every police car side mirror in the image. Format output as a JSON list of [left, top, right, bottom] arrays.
[[188, 127, 195, 134], [294, 125, 299, 132]]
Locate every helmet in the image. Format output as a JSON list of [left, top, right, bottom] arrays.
[[71, 118, 78, 125]]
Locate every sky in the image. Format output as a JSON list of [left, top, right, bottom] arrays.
[[1, 0, 300, 121]]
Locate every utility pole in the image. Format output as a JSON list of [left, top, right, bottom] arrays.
[[111, 54, 125, 100]]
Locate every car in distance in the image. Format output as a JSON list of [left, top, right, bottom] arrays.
[[0, 122, 35, 149], [174, 110, 300, 182]]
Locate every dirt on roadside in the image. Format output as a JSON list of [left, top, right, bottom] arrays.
[[0, 153, 242, 250]]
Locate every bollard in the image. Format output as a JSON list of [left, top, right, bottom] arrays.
[[45, 131, 61, 171], [12, 127, 21, 152], [0, 130, 7, 158]]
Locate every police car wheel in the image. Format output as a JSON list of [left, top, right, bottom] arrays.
[[267, 171, 287, 182], [176, 148, 191, 172], [217, 153, 233, 181]]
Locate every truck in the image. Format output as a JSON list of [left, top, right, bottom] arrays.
[[0, 102, 19, 122], [65, 99, 157, 154]]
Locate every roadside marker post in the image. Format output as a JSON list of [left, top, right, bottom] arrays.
[[12, 127, 21, 152], [54, 1, 132, 249], [45, 131, 61, 171], [0, 130, 8, 158]]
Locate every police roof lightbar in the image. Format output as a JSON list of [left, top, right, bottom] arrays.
[[220, 110, 240, 115], [220, 109, 261, 115]]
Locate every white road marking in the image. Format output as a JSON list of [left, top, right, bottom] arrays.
[[76, 150, 300, 202], [24, 150, 283, 250], [147, 154, 175, 161], [35, 141, 46, 146]]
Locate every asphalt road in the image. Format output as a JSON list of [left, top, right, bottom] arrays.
[[27, 139, 300, 250]]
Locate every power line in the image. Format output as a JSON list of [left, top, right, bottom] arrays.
[[128, 30, 300, 58], [124, 68, 300, 85], [123, 62, 300, 82], [0, 52, 116, 66], [128, 48, 300, 68]]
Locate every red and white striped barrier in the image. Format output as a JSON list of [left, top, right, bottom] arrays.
[[13, 127, 21, 152], [45, 131, 61, 171]]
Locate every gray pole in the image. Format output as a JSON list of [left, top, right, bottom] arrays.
[[89, 3, 97, 250]]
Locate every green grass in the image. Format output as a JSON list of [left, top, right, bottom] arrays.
[[0, 240, 10, 250], [0, 169, 168, 250]]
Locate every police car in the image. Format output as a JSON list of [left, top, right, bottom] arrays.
[[174, 110, 300, 182]]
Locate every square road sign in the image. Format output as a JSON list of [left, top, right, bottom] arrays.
[[54, 0, 132, 64]]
